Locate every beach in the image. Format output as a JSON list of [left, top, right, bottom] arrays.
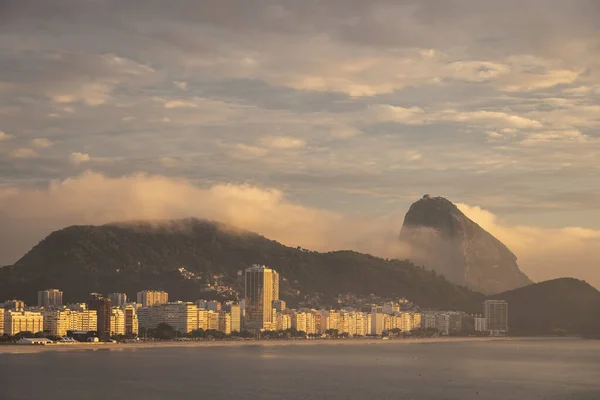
[[0, 336, 522, 354]]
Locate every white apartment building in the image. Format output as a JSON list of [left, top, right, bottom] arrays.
[[291, 312, 307, 333], [197, 309, 209, 330], [5, 310, 44, 336], [226, 303, 241, 333], [42, 309, 72, 337], [110, 308, 126, 336], [207, 310, 219, 331], [474, 315, 487, 332], [276, 313, 292, 331], [218, 312, 231, 334], [371, 306, 384, 335]]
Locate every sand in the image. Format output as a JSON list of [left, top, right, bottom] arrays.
[[0, 337, 518, 354]]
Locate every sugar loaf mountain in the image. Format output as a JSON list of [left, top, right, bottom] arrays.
[[399, 195, 532, 294], [0, 196, 599, 335]]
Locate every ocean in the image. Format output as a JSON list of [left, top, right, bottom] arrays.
[[1, 338, 599, 399]]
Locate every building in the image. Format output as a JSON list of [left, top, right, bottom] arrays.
[[4, 310, 44, 336], [108, 293, 128, 307], [244, 265, 277, 331], [0, 310, 4, 335], [72, 310, 97, 332], [218, 311, 231, 334], [87, 293, 112, 339], [42, 309, 72, 337], [123, 305, 139, 335], [37, 289, 63, 308], [474, 314, 487, 332], [273, 299, 286, 313], [156, 302, 198, 334], [272, 270, 280, 301], [136, 290, 169, 307], [207, 310, 219, 331], [2, 300, 25, 311], [276, 313, 292, 331], [484, 300, 508, 335], [197, 309, 209, 330], [225, 302, 241, 333], [110, 308, 125, 336], [291, 312, 307, 333], [370, 306, 384, 335], [382, 302, 400, 314]]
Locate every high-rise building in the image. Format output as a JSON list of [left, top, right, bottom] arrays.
[[4, 310, 44, 336], [474, 314, 487, 332], [207, 310, 220, 331], [484, 300, 508, 335], [291, 312, 307, 333], [87, 293, 112, 339], [272, 270, 280, 301], [218, 311, 231, 334], [276, 313, 292, 331], [123, 305, 139, 335], [37, 289, 63, 308], [224, 302, 241, 333], [136, 302, 200, 333], [244, 265, 277, 331], [42, 310, 72, 337], [72, 310, 97, 332], [110, 308, 125, 336], [370, 306, 383, 335], [108, 293, 128, 307], [136, 290, 169, 307], [197, 309, 209, 330], [0, 310, 4, 335]]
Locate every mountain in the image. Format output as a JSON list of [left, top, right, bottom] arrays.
[[399, 195, 531, 294], [490, 278, 600, 336], [0, 218, 483, 311]]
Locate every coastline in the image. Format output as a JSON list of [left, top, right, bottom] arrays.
[[0, 336, 559, 355]]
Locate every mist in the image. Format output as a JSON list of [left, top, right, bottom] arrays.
[[0, 172, 598, 290]]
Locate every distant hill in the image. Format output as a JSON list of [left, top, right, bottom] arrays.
[[489, 278, 600, 336], [400, 195, 531, 294], [0, 218, 482, 311]]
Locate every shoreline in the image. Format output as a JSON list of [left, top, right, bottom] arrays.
[[0, 336, 578, 355]]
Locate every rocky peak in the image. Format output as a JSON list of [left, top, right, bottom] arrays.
[[400, 195, 531, 294]]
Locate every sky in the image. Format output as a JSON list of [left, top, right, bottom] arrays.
[[0, 1, 599, 289]]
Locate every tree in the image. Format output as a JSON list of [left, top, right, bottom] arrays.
[[154, 323, 176, 340], [188, 328, 205, 338], [325, 329, 339, 338]]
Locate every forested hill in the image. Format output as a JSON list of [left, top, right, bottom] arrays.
[[490, 278, 600, 336], [0, 218, 482, 310]]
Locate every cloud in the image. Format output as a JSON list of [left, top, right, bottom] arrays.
[[451, 111, 543, 129], [0, 172, 409, 267], [260, 136, 306, 149], [233, 144, 268, 158], [69, 152, 91, 164], [369, 105, 427, 124], [457, 203, 600, 289], [164, 100, 198, 109], [11, 148, 39, 159], [174, 81, 188, 90], [0, 131, 14, 141], [29, 138, 54, 148]]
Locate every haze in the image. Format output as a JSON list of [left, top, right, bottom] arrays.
[[0, 1, 599, 289]]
